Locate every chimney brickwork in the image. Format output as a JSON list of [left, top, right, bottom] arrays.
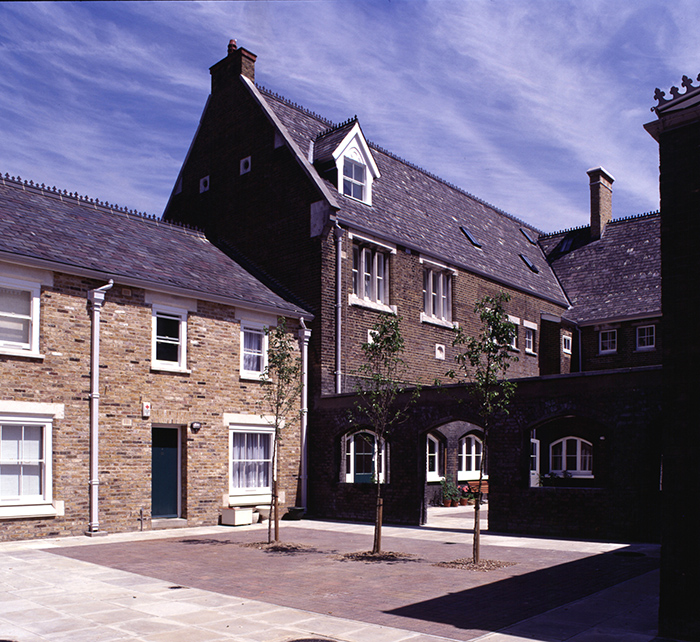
[[210, 39, 256, 92], [587, 166, 614, 240]]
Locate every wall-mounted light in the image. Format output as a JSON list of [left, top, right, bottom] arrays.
[[190, 422, 202, 434]]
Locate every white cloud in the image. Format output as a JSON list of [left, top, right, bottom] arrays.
[[1, 0, 698, 228]]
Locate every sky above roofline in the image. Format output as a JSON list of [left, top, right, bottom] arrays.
[[0, 1, 695, 233]]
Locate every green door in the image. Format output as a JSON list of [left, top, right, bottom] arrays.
[[152, 427, 179, 518]]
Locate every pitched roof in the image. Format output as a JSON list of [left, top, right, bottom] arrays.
[[0, 174, 309, 317], [255, 86, 568, 307], [538, 212, 661, 324]]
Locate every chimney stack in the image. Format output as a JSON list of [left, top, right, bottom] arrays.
[[587, 167, 614, 240], [210, 39, 257, 92]]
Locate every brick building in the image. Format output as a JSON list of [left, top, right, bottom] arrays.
[[0, 174, 310, 541], [645, 75, 700, 640], [161, 41, 663, 538]]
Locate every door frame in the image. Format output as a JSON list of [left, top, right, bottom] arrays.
[[151, 424, 182, 518]]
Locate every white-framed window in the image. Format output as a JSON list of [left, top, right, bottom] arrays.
[[550, 437, 593, 478], [530, 436, 541, 487], [229, 427, 273, 495], [345, 431, 385, 484], [426, 433, 443, 482], [636, 325, 655, 350], [0, 277, 41, 357], [240, 322, 268, 380], [562, 334, 572, 355], [507, 316, 521, 350], [343, 158, 366, 201], [599, 329, 617, 354], [458, 434, 487, 482], [525, 328, 535, 353], [352, 244, 389, 306], [0, 412, 57, 517], [151, 306, 188, 372], [423, 268, 452, 323]]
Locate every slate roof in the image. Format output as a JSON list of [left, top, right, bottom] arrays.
[[256, 86, 569, 307], [538, 212, 661, 324], [314, 118, 358, 164], [0, 174, 309, 317]]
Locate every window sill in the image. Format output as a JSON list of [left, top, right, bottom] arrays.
[[525, 349, 537, 356], [151, 364, 191, 374], [227, 492, 272, 506], [240, 372, 264, 382], [426, 474, 443, 483], [349, 294, 396, 315], [598, 350, 617, 355], [420, 313, 457, 329], [458, 474, 489, 482], [635, 347, 656, 352], [0, 500, 64, 519], [0, 347, 44, 360]]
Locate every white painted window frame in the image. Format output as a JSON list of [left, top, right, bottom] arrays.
[[426, 433, 442, 482], [0, 276, 42, 358], [599, 329, 617, 354], [549, 436, 593, 478], [350, 242, 394, 312], [151, 305, 189, 373], [636, 325, 655, 351], [345, 430, 386, 484], [457, 434, 487, 482], [240, 321, 269, 380], [0, 402, 64, 519]]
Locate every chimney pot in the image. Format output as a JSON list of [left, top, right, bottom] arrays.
[[228, 39, 237, 55], [587, 166, 614, 240]]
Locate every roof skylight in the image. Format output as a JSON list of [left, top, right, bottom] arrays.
[[520, 228, 537, 244], [460, 226, 482, 248], [519, 253, 539, 273]]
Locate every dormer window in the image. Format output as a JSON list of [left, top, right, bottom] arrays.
[[343, 159, 366, 201], [315, 118, 379, 205]]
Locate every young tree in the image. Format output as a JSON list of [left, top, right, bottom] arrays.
[[260, 318, 303, 544], [448, 292, 518, 563], [351, 314, 418, 554]]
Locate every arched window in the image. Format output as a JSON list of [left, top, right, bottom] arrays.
[[426, 433, 443, 482], [550, 437, 593, 477], [345, 431, 385, 484], [458, 434, 487, 481]]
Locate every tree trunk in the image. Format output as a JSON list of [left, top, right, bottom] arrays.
[[373, 496, 383, 554], [473, 494, 481, 563]]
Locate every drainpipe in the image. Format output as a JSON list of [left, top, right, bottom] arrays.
[[87, 280, 113, 534], [298, 318, 312, 509], [334, 223, 343, 394]]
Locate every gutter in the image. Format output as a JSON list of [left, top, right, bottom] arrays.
[[334, 223, 343, 394], [86, 280, 113, 535], [298, 319, 312, 509], [0, 252, 313, 322]]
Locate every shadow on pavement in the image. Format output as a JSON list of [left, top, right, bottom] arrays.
[[385, 546, 658, 636]]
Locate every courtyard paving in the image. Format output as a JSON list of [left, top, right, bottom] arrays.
[[0, 506, 662, 642]]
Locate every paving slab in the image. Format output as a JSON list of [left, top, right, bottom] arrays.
[[0, 506, 661, 642]]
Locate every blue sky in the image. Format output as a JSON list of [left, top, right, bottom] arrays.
[[0, 1, 698, 233]]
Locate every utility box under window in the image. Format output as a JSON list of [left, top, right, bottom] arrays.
[[221, 507, 254, 526]]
